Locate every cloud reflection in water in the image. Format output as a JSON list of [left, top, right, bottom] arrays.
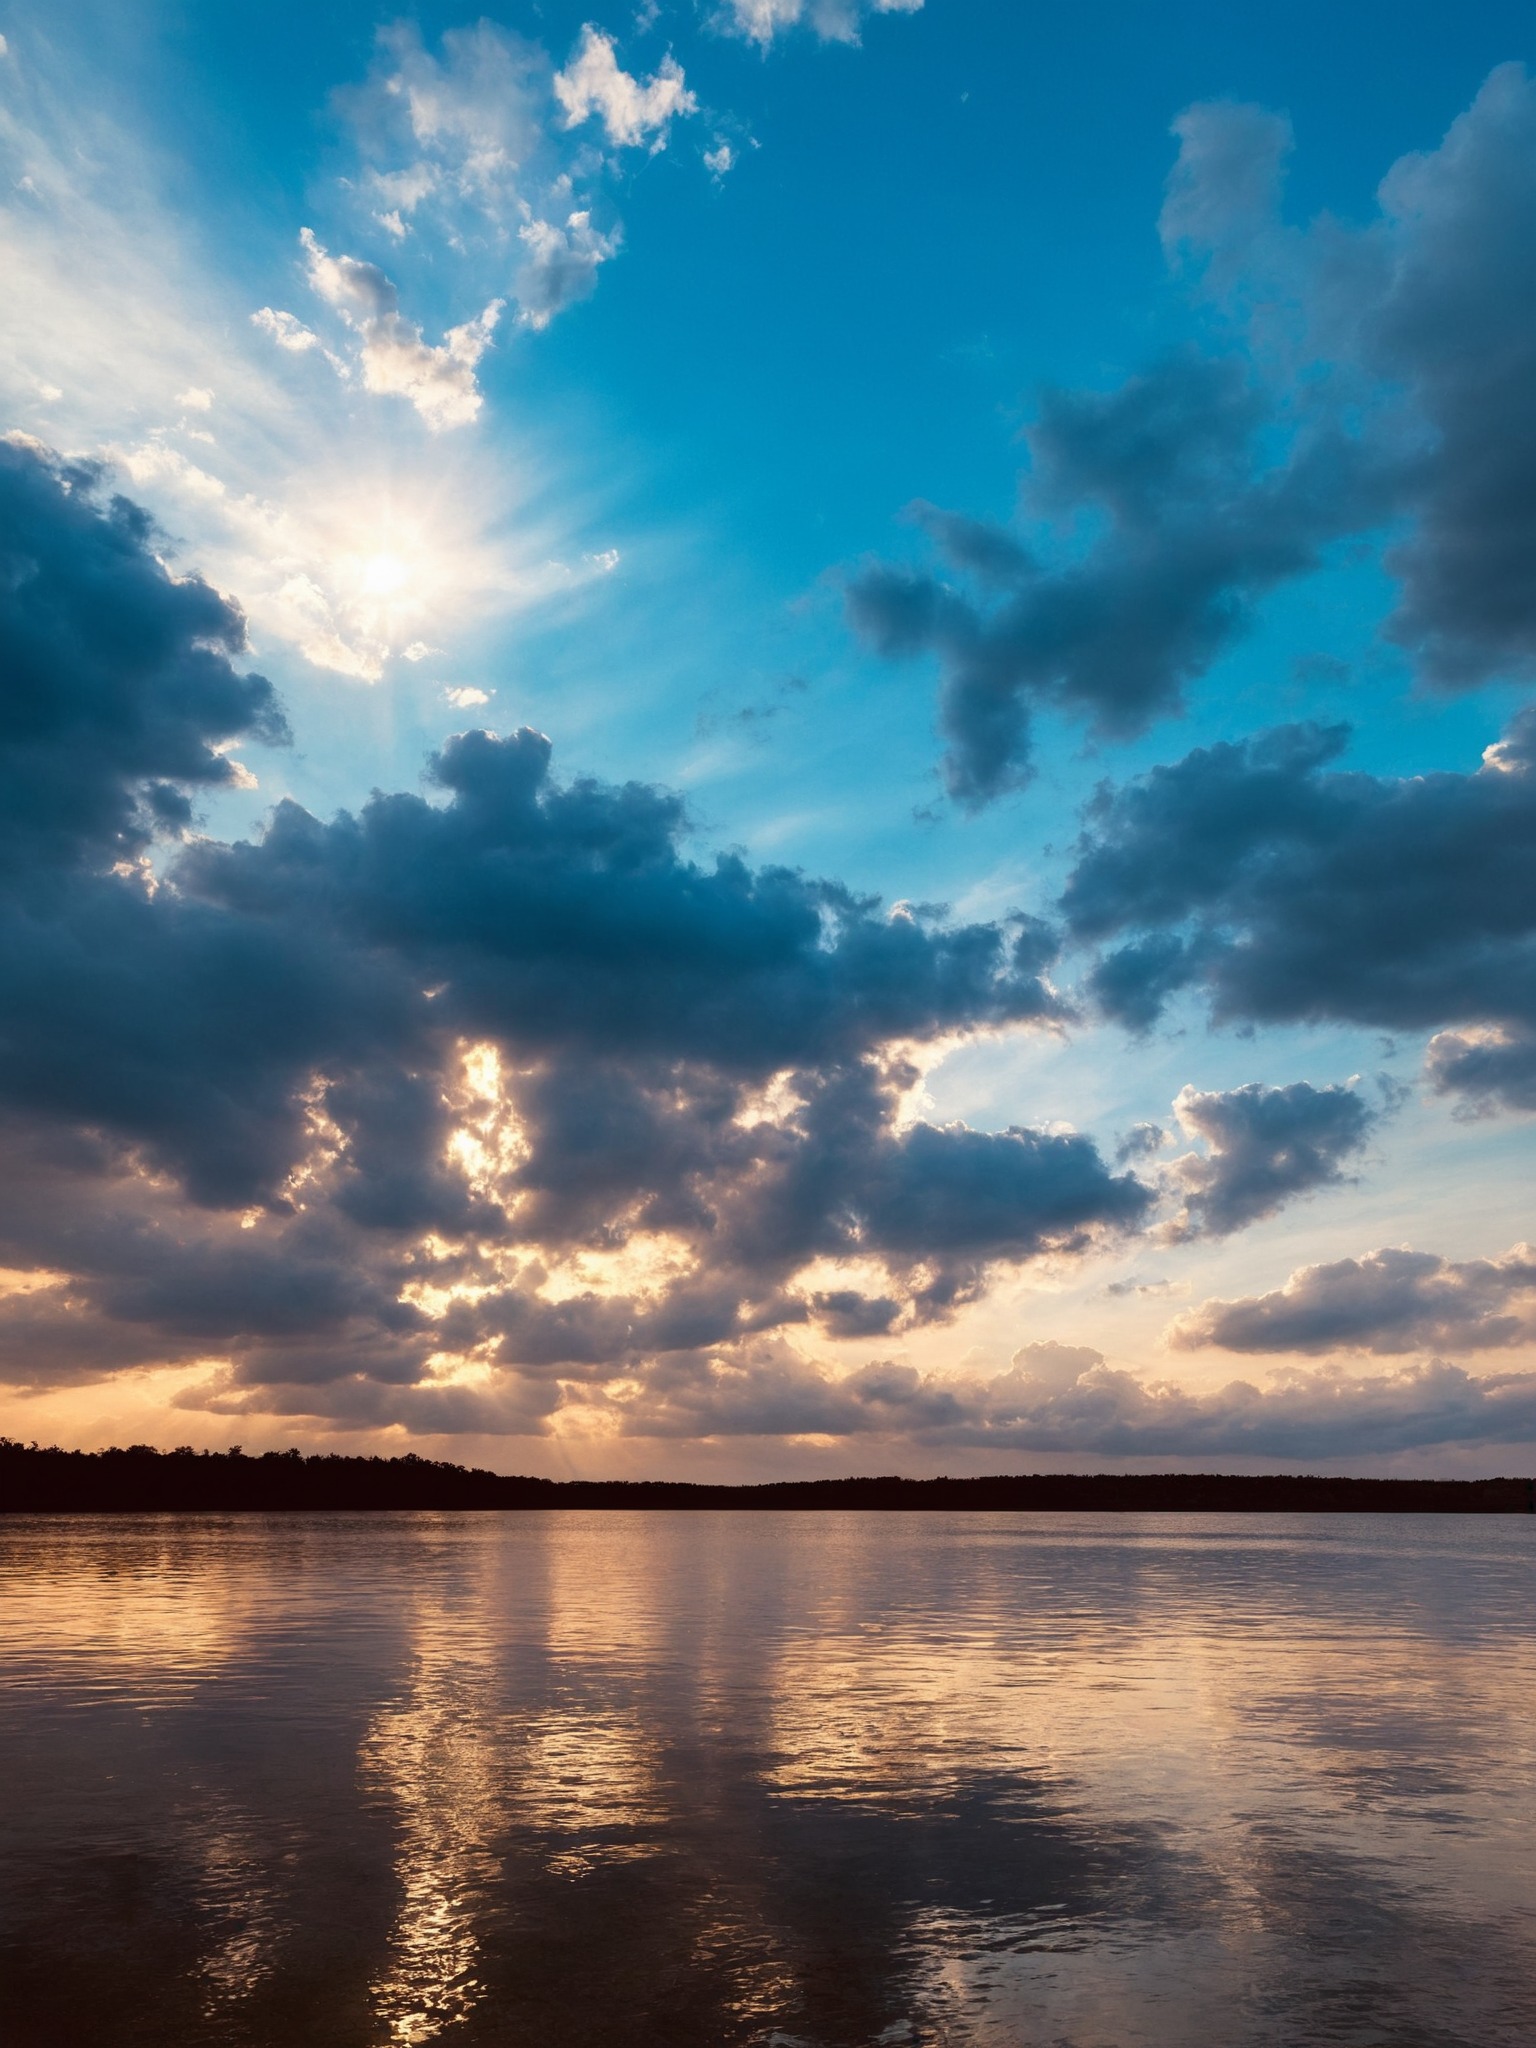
[[0, 1511, 1533, 2046]]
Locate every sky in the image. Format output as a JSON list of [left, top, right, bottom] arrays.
[[3, 0, 1536, 1477]]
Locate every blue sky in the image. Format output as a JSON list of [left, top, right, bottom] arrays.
[[3, 0, 1536, 1474]]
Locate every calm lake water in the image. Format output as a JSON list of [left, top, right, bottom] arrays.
[[0, 1512, 1532, 2047]]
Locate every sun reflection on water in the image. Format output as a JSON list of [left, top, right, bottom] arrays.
[[1, 1513, 1534, 2047]]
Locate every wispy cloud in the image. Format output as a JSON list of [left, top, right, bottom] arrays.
[[716, 0, 923, 49], [0, 31, 608, 680]]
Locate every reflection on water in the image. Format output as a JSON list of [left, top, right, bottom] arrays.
[[0, 1512, 1532, 2046]]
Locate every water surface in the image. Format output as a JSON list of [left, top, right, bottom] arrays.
[[1, 1512, 1531, 2046]]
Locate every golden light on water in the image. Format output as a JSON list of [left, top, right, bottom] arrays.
[[5, 1515, 1536, 2039]]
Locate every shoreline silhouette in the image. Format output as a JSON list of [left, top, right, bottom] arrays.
[[1, 1439, 1531, 1513]]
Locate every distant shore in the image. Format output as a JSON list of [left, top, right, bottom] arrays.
[[2, 1440, 1532, 1513]]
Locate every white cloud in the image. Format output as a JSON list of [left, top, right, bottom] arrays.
[[175, 385, 214, 410], [444, 685, 491, 708], [704, 140, 736, 178], [352, 21, 545, 199], [298, 228, 503, 430], [516, 211, 620, 329], [553, 26, 696, 150], [718, 0, 922, 47], [368, 162, 440, 216], [252, 306, 321, 354], [0, 44, 605, 688], [333, 21, 699, 339]]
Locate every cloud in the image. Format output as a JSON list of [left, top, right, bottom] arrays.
[[251, 307, 322, 354], [553, 26, 695, 150], [0, 446, 1147, 1421], [1061, 704, 1536, 1112], [298, 229, 503, 430], [0, 47, 572, 683], [1, 442, 1522, 1462], [516, 212, 621, 330], [1163, 1080, 1376, 1238], [849, 64, 1536, 805], [1159, 101, 1294, 271], [332, 21, 680, 336], [0, 437, 286, 874], [1170, 1243, 1536, 1356], [847, 356, 1385, 807], [606, 1340, 1536, 1456], [717, 0, 923, 47], [1160, 63, 1536, 691], [338, 21, 546, 207]]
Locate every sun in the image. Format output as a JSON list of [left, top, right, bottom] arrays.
[[328, 514, 449, 655], [357, 550, 412, 600]]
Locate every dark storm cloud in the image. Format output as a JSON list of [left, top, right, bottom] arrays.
[[0, 441, 1148, 1417], [1164, 1080, 1376, 1239], [1170, 1243, 1536, 1356], [1061, 704, 1536, 1112], [848, 65, 1536, 804]]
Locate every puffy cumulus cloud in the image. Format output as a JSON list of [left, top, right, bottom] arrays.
[[516, 212, 621, 331], [553, 26, 695, 150], [250, 307, 322, 355], [1061, 705, 1536, 1114], [290, 229, 503, 430], [1424, 1024, 1536, 1111], [603, 1340, 1536, 1457], [1164, 65, 1536, 684], [847, 362, 1382, 807], [0, 444, 1148, 1429], [1170, 1244, 1536, 1357], [1321, 67, 1536, 687], [717, 0, 923, 47], [849, 65, 1536, 805], [1162, 1080, 1376, 1239], [329, 21, 680, 340], [0, 437, 287, 874]]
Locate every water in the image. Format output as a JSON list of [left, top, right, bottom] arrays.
[[0, 1512, 1531, 2047]]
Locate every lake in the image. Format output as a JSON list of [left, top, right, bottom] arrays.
[[0, 1511, 1531, 2046]]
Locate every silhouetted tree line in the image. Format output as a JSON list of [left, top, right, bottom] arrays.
[[0, 1439, 1532, 1512]]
